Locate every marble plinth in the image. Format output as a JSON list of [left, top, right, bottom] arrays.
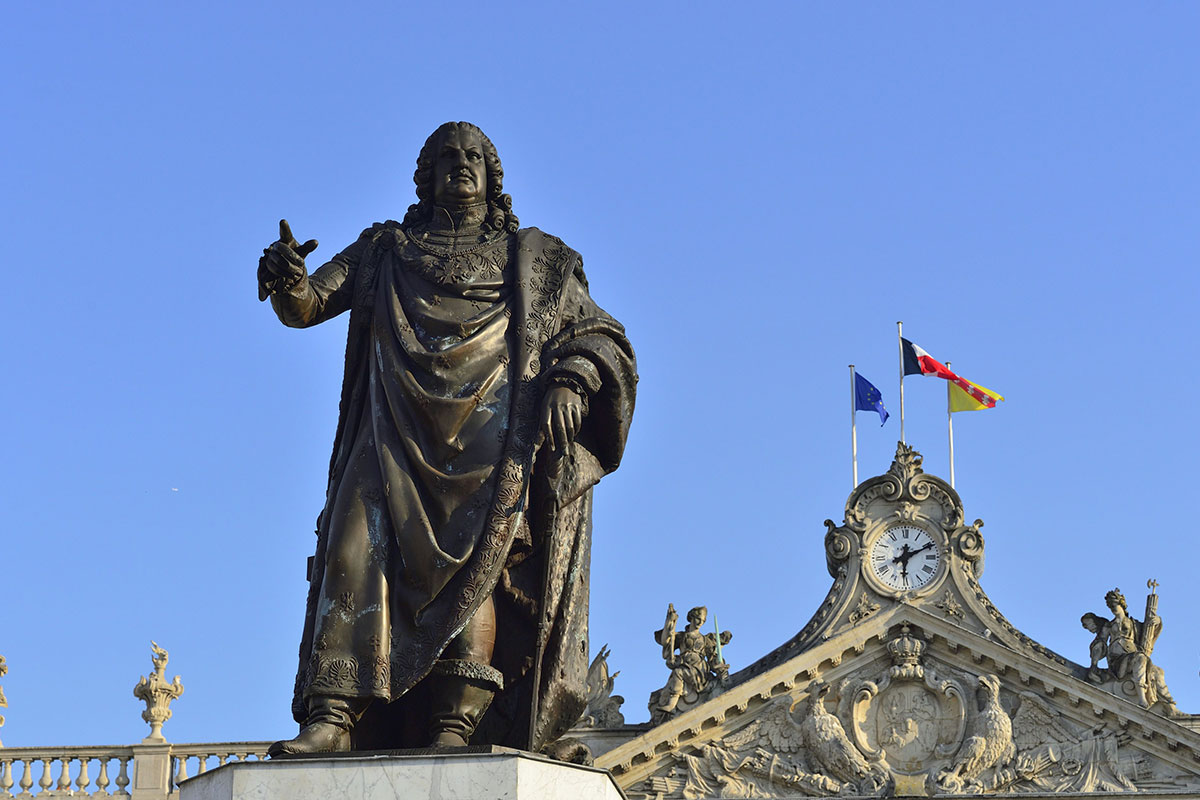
[[179, 747, 625, 800]]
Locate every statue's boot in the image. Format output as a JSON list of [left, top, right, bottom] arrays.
[[428, 661, 503, 747], [268, 696, 364, 757]]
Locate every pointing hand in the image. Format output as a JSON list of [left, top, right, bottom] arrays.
[[276, 219, 320, 260], [258, 219, 319, 300]]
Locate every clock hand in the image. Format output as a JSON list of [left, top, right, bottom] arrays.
[[909, 542, 935, 557], [892, 543, 913, 567]]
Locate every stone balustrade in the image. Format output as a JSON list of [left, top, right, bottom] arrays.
[[0, 746, 135, 797], [0, 743, 270, 798], [168, 744, 271, 787]]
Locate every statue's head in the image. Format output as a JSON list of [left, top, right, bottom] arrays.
[[1105, 589, 1127, 613], [1080, 612, 1102, 633], [404, 121, 519, 233], [686, 606, 707, 628]]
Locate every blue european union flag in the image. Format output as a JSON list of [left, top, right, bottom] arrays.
[[854, 373, 890, 426]]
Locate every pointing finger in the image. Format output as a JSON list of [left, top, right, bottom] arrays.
[[296, 239, 319, 258], [279, 219, 295, 246]]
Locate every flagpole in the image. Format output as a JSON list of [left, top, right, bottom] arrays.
[[946, 360, 955, 489], [897, 321, 905, 444], [850, 364, 858, 488]]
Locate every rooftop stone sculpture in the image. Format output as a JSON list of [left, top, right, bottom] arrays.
[[1081, 581, 1179, 716], [132, 642, 184, 742], [580, 645, 625, 728], [648, 605, 732, 724]]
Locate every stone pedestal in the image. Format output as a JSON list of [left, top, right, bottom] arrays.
[[179, 747, 625, 800]]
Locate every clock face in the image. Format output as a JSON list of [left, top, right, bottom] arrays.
[[869, 525, 941, 592]]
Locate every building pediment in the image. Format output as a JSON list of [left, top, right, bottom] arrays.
[[596, 445, 1199, 797], [599, 608, 1200, 797]]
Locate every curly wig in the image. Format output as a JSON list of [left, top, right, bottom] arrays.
[[402, 122, 519, 233]]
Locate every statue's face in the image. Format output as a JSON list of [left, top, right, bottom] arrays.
[[432, 127, 487, 206]]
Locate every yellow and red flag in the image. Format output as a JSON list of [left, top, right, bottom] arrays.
[[948, 377, 1004, 412]]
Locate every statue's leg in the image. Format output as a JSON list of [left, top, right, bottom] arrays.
[[272, 448, 388, 757], [428, 592, 504, 746], [1130, 654, 1151, 706], [268, 696, 367, 757], [657, 671, 686, 714]]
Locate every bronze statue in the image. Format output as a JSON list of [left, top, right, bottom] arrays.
[[258, 122, 637, 757]]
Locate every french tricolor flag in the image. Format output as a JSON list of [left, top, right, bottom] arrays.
[[901, 337, 1003, 410], [900, 338, 958, 380]]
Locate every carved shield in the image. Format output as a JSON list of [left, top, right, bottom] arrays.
[[876, 684, 940, 769]]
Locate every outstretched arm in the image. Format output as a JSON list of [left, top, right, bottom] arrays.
[[258, 219, 361, 328]]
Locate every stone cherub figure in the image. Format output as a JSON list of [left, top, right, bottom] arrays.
[[1081, 584, 1179, 715], [648, 604, 732, 723], [258, 122, 637, 756]]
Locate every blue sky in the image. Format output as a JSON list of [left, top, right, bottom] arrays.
[[2, 3, 1199, 747]]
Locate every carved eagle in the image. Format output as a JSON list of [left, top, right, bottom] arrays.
[[797, 681, 876, 785], [939, 674, 1015, 788]]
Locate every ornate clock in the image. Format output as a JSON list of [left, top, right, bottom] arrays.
[[868, 524, 942, 592]]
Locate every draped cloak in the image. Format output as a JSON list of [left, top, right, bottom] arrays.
[[267, 221, 636, 751]]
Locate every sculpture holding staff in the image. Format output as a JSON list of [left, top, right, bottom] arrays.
[[258, 122, 637, 756], [1081, 583, 1179, 716]]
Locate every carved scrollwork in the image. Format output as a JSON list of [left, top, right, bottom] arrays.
[[825, 520, 855, 577], [953, 519, 986, 578], [846, 444, 963, 539], [847, 482, 893, 530], [908, 475, 934, 502], [880, 475, 906, 503]]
